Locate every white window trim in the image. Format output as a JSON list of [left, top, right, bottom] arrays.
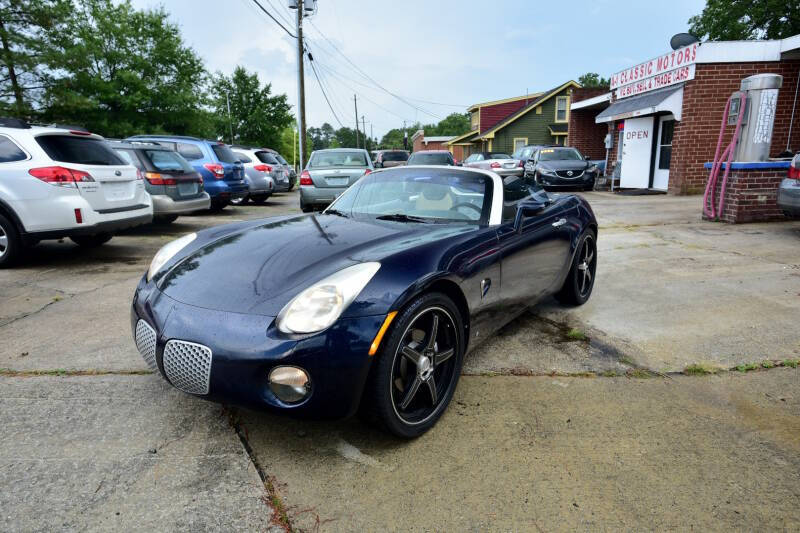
[[555, 96, 569, 123]]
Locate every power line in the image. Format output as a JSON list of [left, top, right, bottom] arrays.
[[262, 0, 295, 28], [249, 0, 296, 38], [306, 20, 442, 120], [306, 52, 344, 128]]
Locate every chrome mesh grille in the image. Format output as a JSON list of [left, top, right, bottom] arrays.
[[134, 320, 158, 371], [162, 340, 212, 395]]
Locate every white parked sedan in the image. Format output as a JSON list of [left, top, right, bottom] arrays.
[[463, 152, 523, 177]]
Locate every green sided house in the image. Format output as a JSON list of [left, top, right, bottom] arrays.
[[448, 80, 580, 156]]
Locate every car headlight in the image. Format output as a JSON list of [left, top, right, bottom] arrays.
[[277, 262, 381, 334], [587, 165, 598, 173], [147, 233, 197, 281], [540, 168, 557, 176]]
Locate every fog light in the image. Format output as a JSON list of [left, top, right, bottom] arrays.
[[268, 366, 311, 403]]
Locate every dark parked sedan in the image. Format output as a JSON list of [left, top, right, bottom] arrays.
[[524, 147, 599, 191], [407, 150, 455, 166], [132, 166, 597, 437]]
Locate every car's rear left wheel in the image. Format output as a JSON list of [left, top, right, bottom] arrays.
[[362, 292, 464, 438], [0, 213, 21, 267]]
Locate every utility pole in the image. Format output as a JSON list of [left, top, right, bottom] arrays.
[[295, 0, 307, 169], [353, 94, 360, 148], [226, 92, 234, 144], [362, 115, 367, 151]]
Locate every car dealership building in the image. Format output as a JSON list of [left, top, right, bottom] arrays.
[[570, 35, 800, 196]]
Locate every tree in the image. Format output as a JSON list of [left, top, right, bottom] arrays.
[[0, 0, 71, 114], [209, 66, 293, 149], [578, 72, 610, 88], [426, 113, 470, 136], [380, 123, 420, 150], [688, 0, 800, 41], [41, 0, 210, 137], [308, 122, 335, 150]]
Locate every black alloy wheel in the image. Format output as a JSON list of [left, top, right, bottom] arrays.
[[362, 292, 464, 438], [556, 230, 597, 306]]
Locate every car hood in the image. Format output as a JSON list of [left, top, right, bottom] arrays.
[[158, 214, 475, 316], [539, 160, 589, 171]]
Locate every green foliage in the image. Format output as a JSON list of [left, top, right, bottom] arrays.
[[577, 72, 610, 88], [783, 359, 799, 368], [41, 0, 212, 138], [209, 66, 293, 149], [683, 363, 720, 375], [688, 0, 800, 41], [735, 362, 758, 373], [0, 0, 72, 114], [426, 112, 470, 136], [565, 328, 587, 341], [761, 360, 775, 369]]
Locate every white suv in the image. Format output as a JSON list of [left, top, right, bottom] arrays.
[[0, 119, 153, 266]]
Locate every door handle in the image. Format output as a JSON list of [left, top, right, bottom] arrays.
[[552, 218, 567, 228]]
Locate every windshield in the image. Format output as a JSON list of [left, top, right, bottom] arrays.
[[274, 154, 288, 165], [36, 135, 125, 165], [211, 144, 239, 164], [538, 148, 583, 161], [309, 151, 368, 168], [145, 149, 194, 173], [255, 151, 279, 165], [382, 151, 408, 162], [328, 168, 490, 224], [407, 153, 453, 166], [488, 153, 511, 160]]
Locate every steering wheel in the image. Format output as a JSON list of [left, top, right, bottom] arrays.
[[451, 202, 482, 217]]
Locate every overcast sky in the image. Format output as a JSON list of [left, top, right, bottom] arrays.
[[130, 0, 705, 138]]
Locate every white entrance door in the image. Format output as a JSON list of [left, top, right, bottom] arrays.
[[620, 117, 654, 189], [653, 116, 675, 191]]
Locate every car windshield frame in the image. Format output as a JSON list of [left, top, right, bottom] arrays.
[[144, 149, 195, 173], [327, 167, 493, 226], [211, 143, 239, 164], [255, 151, 279, 165], [36, 135, 125, 165], [538, 147, 584, 161], [308, 150, 369, 169], [487, 153, 511, 160]]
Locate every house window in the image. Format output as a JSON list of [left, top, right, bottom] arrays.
[[555, 96, 568, 122], [470, 111, 479, 130], [513, 138, 528, 153], [535, 107, 542, 115]]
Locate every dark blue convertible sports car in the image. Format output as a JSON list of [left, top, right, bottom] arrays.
[[132, 166, 598, 438]]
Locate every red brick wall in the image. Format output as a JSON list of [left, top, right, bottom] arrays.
[[568, 108, 609, 159], [702, 167, 787, 223], [420, 140, 448, 151], [412, 135, 424, 153], [670, 60, 800, 194], [479, 100, 529, 133]]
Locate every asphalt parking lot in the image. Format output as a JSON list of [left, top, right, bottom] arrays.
[[2, 191, 799, 531]]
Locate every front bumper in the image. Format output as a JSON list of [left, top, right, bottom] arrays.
[[777, 178, 800, 215], [151, 193, 211, 215], [534, 172, 596, 188], [300, 185, 345, 207], [131, 280, 384, 419]]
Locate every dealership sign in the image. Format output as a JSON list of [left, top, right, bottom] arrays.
[[610, 43, 698, 99]]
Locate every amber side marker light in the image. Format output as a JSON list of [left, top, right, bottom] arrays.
[[369, 311, 397, 356]]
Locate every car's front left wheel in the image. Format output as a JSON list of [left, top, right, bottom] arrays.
[[362, 292, 465, 438], [555, 229, 597, 306]]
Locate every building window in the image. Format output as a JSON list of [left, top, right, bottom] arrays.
[[536, 106, 542, 115], [470, 111, 479, 130], [555, 96, 568, 122], [513, 138, 528, 153], [658, 120, 675, 169]]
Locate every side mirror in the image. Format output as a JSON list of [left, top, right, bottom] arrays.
[[514, 198, 551, 230], [374, 161, 382, 168]]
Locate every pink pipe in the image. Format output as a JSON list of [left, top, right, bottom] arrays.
[[717, 97, 747, 217], [703, 93, 746, 219]]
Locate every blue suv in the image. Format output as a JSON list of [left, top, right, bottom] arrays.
[[126, 135, 247, 211]]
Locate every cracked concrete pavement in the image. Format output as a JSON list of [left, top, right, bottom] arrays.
[[1, 191, 799, 530]]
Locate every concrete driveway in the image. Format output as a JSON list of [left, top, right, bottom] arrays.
[[1, 191, 799, 531]]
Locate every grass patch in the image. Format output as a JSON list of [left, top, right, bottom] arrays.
[[761, 360, 775, 369], [736, 362, 758, 373], [684, 363, 721, 376], [783, 359, 799, 368], [626, 368, 656, 378], [565, 328, 587, 341], [600, 369, 619, 377]]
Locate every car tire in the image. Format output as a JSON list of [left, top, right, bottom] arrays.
[[0, 213, 22, 268], [230, 195, 248, 206], [250, 195, 269, 205], [361, 292, 465, 439], [154, 215, 178, 224], [584, 180, 595, 192], [555, 229, 597, 306], [209, 201, 226, 213], [70, 233, 113, 248]]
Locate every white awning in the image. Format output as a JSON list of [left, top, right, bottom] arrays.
[[596, 86, 684, 123]]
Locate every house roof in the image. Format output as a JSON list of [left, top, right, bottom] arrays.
[[446, 129, 480, 145], [410, 129, 424, 143], [478, 80, 581, 140], [467, 92, 544, 112], [423, 136, 456, 143]]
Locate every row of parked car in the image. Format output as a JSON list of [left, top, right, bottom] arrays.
[[297, 144, 604, 212], [0, 118, 296, 267]]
